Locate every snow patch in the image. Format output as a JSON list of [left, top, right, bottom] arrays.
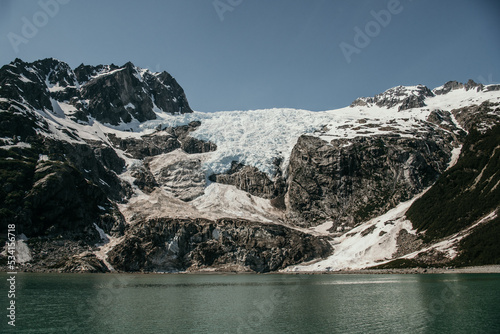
[[125, 102, 136, 109], [403, 210, 498, 260], [93, 223, 110, 244], [286, 194, 422, 272], [446, 146, 462, 170], [0, 142, 31, 150], [38, 154, 49, 161], [15, 236, 32, 264], [192, 183, 280, 222], [310, 221, 334, 235]]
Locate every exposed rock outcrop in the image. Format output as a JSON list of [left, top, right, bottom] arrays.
[[107, 121, 216, 160], [0, 58, 193, 126], [208, 159, 286, 200], [351, 85, 434, 109], [433, 79, 484, 95], [451, 101, 500, 133], [23, 160, 125, 238], [60, 252, 110, 273], [285, 133, 455, 228], [398, 94, 427, 111], [107, 218, 332, 273], [147, 153, 207, 201], [2, 57, 500, 272]]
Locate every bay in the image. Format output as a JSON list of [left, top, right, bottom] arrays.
[[1, 272, 500, 333]]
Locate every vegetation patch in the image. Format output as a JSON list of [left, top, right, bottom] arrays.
[[407, 125, 500, 241], [451, 215, 500, 266]]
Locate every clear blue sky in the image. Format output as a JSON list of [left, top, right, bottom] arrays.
[[0, 0, 499, 112]]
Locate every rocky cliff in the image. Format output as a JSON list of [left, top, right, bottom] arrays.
[[107, 217, 331, 273], [1, 57, 499, 273], [284, 132, 455, 229]]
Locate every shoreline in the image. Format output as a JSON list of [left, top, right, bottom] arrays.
[[292, 265, 500, 275], [3, 265, 500, 275]]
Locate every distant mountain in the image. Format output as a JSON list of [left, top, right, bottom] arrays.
[[1, 58, 499, 273]]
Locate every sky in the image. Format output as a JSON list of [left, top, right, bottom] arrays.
[[0, 0, 499, 112]]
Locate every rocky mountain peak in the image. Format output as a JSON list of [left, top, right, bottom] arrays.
[[0, 58, 193, 126], [2, 57, 500, 273], [350, 84, 434, 109], [73, 63, 120, 84], [432, 79, 489, 96]]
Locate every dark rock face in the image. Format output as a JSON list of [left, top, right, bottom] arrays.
[[433, 80, 484, 95], [74, 63, 120, 83], [351, 85, 434, 109], [485, 84, 500, 92], [433, 81, 464, 95], [23, 160, 125, 238], [0, 58, 193, 126], [0, 136, 127, 252], [398, 94, 427, 111], [60, 252, 109, 273], [107, 133, 181, 159], [107, 218, 332, 273], [81, 64, 157, 124], [107, 121, 216, 160], [147, 71, 192, 115], [425, 110, 468, 147], [79, 61, 193, 125], [407, 125, 500, 240], [209, 160, 286, 200], [0, 108, 42, 142], [9, 238, 111, 273], [44, 139, 130, 202], [130, 165, 159, 194], [285, 133, 454, 228], [452, 101, 500, 133], [0, 59, 53, 112]]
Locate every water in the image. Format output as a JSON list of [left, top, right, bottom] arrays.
[[2, 272, 500, 333]]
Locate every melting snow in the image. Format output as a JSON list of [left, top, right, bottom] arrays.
[[19, 82, 499, 180], [285, 194, 423, 272], [0, 142, 31, 150], [403, 210, 498, 260], [93, 223, 109, 244], [125, 102, 136, 109]]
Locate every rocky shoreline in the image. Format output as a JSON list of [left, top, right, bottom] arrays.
[[287, 265, 500, 275], [3, 265, 500, 275]]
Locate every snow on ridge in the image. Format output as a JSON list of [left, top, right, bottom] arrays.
[[118, 84, 499, 177], [89, 67, 124, 81], [16, 78, 499, 179], [144, 108, 333, 176], [285, 193, 422, 272]]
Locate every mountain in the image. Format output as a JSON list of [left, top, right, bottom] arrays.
[[0, 58, 499, 273]]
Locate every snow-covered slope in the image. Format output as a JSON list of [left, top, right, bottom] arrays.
[[2, 58, 500, 273], [124, 85, 500, 178], [284, 194, 419, 271]]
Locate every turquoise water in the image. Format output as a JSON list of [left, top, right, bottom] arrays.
[[1, 272, 499, 333]]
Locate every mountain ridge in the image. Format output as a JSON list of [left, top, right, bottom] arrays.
[[1, 58, 499, 273]]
